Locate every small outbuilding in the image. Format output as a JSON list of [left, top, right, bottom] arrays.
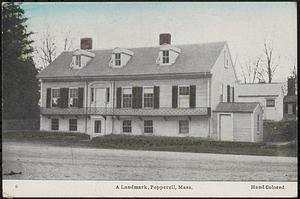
[[212, 102, 263, 142]]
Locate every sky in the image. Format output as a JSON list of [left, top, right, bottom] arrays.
[[21, 2, 297, 82]]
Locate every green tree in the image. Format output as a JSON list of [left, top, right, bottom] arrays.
[[2, 2, 39, 119]]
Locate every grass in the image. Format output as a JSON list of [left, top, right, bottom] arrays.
[[2, 131, 297, 157]]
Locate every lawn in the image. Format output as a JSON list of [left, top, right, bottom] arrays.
[[2, 131, 297, 157]]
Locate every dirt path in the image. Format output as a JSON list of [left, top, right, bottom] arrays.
[[2, 141, 297, 181]]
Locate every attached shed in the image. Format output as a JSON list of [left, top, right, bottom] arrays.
[[212, 102, 263, 142]]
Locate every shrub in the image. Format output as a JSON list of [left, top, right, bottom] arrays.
[[263, 120, 298, 142]]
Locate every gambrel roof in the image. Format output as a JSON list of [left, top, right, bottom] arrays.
[[37, 41, 227, 79]]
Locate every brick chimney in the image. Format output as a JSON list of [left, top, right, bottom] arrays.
[[80, 38, 93, 50], [287, 77, 295, 96], [159, 33, 171, 45]]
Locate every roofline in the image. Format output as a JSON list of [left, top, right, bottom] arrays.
[[237, 82, 283, 85], [37, 72, 212, 82], [212, 110, 254, 113]]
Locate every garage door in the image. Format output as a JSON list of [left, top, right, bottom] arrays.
[[219, 114, 233, 141]]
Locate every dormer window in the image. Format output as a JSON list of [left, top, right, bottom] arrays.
[[162, 50, 169, 64], [109, 48, 134, 68], [115, 53, 121, 66], [75, 55, 81, 67]]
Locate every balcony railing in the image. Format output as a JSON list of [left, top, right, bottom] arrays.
[[40, 107, 211, 116]]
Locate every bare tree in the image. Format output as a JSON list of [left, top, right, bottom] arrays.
[[35, 30, 57, 70], [261, 40, 280, 83], [239, 57, 262, 83]]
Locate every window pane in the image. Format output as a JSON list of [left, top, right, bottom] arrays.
[[69, 119, 77, 131], [179, 120, 189, 134], [94, 120, 101, 133], [179, 86, 189, 95], [70, 88, 79, 107], [52, 89, 60, 107], [123, 120, 131, 133], [144, 120, 153, 133], [266, 99, 275, 107], [144, 93, 153, 108], [51, 118, 59, 130]]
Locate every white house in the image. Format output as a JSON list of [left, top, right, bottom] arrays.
[[236, 83, 284, 121], [37, 33, 262, 142]]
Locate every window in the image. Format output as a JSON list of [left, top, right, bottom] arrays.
[[179, 120, 189, 134], [69, 119, 77, 131], [257, 115, 260, 132], [144, 120, 153, 133], [94, 120, 101, 133], [179, 86, 190, 108], [179, 86, 189, 95], [123, 120, 131, 133], [122, 88, 132, 108], [266, 99, 275, 107], [162, 50, 169, 64], [115, 53, 121, 66], [91, 88, 94, 103], [288, 104, 294, 114], [106, 88, 110, 103], [69, 88, 79, 107], [51, 88, 60, 107], [144, 87, 154, 108], [75, 55, 81, 67], [51, 118, 59, 130]]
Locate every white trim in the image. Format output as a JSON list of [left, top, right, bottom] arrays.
[[121, 86, 132, 108], [251, 113, 254, 142], [51, 87, 60, 108], [142, 86, 154, 109], [207, 79, 210, 107], [68, 87, 79, 108]]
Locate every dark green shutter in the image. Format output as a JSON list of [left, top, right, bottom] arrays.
[[116, 87, 122, 108], [284, 103, 288, 114], [293, 103, 296, 114], [154, 86, 160, 109], [46, 88, 51, 108], [132, 87, 142, 109], [190, 85, 196, 108], [78, 88, 84, 108], [60, 88, 69, 108], [227, 85, 230, 102], [172, 86, 178, 108], [232, 87, 235, 102]]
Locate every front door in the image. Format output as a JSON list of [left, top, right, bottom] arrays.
[[219, 114, 233, 141], [95, 88, 106, 107]]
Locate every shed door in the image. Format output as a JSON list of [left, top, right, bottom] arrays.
[[219, 114, 233, 141]]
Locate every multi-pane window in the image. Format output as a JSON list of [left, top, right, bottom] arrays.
[[69, 119, 77, 131], [144, 87, 154, 108], [94, 120, 101, 133], [257, 115, 260, 132], [162, 50, 169, 64], [115, 53, 121, 66], [179, 86, 190, 108], [51, 118, 59, 130], [69, 88, 79, 107], [288, 104, 294, 114], [123, 120, 131, 133], [179, 120, 189, 134], [144, 120, 153, 133], [51, 88, 60, 107], [75, 55, 81, 67], [266, 99, 275, 107], [179, 86, 190, 95], [122, 88, 132, 108]]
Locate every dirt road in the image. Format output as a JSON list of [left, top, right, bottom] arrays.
[[2, 141, 297, 181]]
